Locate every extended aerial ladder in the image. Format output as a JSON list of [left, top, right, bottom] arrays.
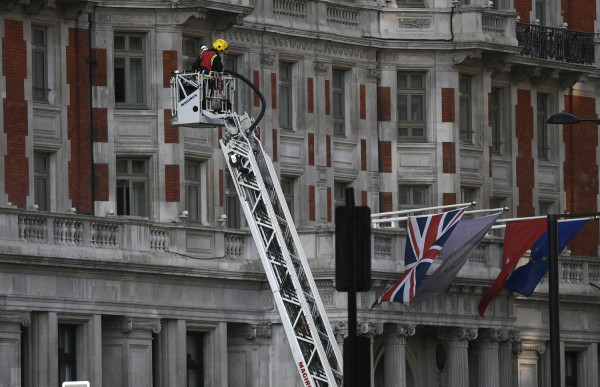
[[170, 70, 343, 387]]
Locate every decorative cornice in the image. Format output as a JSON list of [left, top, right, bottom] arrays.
[[0, 312, 31, 327], [104, 316, 161, 334]]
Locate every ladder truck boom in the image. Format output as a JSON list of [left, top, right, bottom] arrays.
[[170, 70, 343, 387]]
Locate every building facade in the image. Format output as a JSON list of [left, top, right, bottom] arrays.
[[0, 0, 599, 385]]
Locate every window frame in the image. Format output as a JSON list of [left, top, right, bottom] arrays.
[[116, 157, 150, 217], [225, 172, 241, 229], [32, 24, 50, 102], [537, 93, 551, 160], [397, 71, 426, 142], [280, 177, 295, 219], [397, 185, 429, 210], [186, 330, 205, 387], [459, 75, 473, 144], [279, 61, 294, 130], [182, 36, 206, 72], [58, 324, 77, 384], [332, 68, 346, 137], [114, 32, 147, 107], [34, 151, 51, 211], [184, 159, 207, 223], [491, 87, 507, 156]]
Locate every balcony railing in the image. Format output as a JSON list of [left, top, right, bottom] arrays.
[[516, 22, 595, 64]]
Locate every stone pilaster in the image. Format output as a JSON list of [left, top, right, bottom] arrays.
[[155, 319, 186, 387], [477, 328, 500, 387], [498, 329, 519, 387], [29, 311, 58, 386], [383, 323, 415, 387], [445, 327, 477, 387], [0, 311, 30, 387]]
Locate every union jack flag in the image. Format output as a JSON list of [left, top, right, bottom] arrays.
[[372, 207, 467, 307]]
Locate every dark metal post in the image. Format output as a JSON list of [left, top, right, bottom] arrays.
[[548, 214, 560, 387], [346, 188, 357, 387]]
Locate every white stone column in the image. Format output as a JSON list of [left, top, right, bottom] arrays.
[[156, 319, 186, 387], [498, 329, 519, 387], [102, 316, 161, 387], [29, 311, 58, 386], [383, 323, 415, 387], [0, 312, 30, 387], [477, 328, 500, 387], [445, 327, 477, 387]]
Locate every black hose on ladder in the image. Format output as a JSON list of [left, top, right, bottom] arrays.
[[223, 69, 266, 134]]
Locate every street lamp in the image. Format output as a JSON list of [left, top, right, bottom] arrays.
[[546, 113, 600, 387]]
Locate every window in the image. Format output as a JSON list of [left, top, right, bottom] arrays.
[[397, 72, 426, 141], [491, 87, 506, 155], [225, 173, 240, 228], [279, 62, 293, 129], [461, 187, 478, 205], [58, 324, 77, 384], [185, 160, 206, 221], [535, 0, 545, 25], [398, 186, 427, 209], [332, 69, 345, 136], [334, 181, 350, 208], [396, 0, 424, 7], [565, 351, 578, 387], [182, 36, 205, 72], [537, 94, 550, 160], [459, 75, 473, 143], [539, 200, 557, 216], [34, 152, 50, 211], [32, 25, 49, 101], [187, 331, 205, 387], [281, 178, 295, 217], [114, 33, 145, 106], [116, 158, 148, 217]]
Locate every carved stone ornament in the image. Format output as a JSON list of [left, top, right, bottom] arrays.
[[0, 312, 31, 327], [398, 17, 432, 29], [367, 68, 381, 82], [313, 60, 329, 74], [261, 54, 276, 68]]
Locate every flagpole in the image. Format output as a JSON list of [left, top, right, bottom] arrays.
[[372, 206, 503, 227], [490, 216, 598, 230], [371, 201, 476, 219]]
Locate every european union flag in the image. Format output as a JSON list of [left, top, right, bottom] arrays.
[[504, 219, 589, 297]]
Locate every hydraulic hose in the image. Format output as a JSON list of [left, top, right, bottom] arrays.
[[223, 69, 266, 134]]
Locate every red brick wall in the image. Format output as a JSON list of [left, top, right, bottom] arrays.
[[93, 108, 108, 142], [515, 89, 535, 217], [361, 190, 367, 207], [379, 192, 392, 213], [165, 164, 180, 202], [308, 133, 315, 166], [254, 71, 260, 107], [562, 0, 595, 32], [326, 135, 331, 167], [272, 129, 278, 162], [162, 50, 177, 88], [564, 94, 599, 256], [91, 48, 107, 87], [515, 0, 531, 23], [164, 109, 179, 143], [3, 19, 28, 208], [360, 84, 366, 120], [442, 88, 455, 123], [325, 79, 330, 116], [379, 141, 392, 173], [443, 142, 456, 173], [361, 139, 367, 171], [307, 77, 314, 114], [309, 185, 315, 221], [443, 193, 457, 205], [67, 27, 92, 214], [271, 73, 277, 109], [94, 163, 109, 201], [377, 87, 391, 122]]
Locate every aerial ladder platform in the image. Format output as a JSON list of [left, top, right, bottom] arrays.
[[170, 70, 344, 387]]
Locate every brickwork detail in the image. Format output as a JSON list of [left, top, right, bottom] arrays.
[[308, 133, 315, 166], [443, 193, 456, 205], [515, 0, 531, 23], [563, 0, 595, 32], [94, 163, 109, 201], [165, 164, 180, 202], [362, 190, 367, 206], [326, 135, 331, 167], [93, 108, 108, 142], [379, 141, 392, 173], [361, 139, 367, 171], [307, 77, 314, 114], [360, 84, 366, 120], [92, 48, 107, 86], [442, 88, 455, 123], [379, 192, 392, 213], [3, 19, 28, 208], [515, 89, 535, 217], [67, 27, 93, 214], [442, 142, 456, 174], [164, 109, 179, 143], [162, 50, 177, 88], [377, 87, 391, 121], [564, 95, 599, 256]]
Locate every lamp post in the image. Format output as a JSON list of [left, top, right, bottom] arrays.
[[545, 113, 600, 387]]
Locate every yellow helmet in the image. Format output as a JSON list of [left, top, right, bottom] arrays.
[[213, 39, 228, 51]]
